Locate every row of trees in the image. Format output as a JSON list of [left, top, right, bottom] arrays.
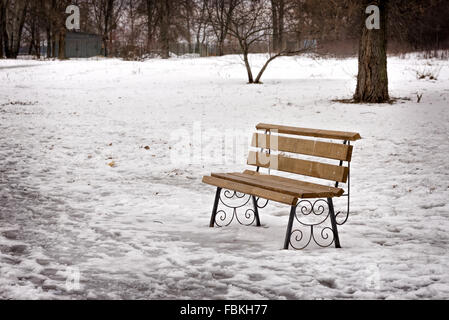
[[1, 0, 448, 60], [0, 0, 123, 59], [1, 0, 448, 103]]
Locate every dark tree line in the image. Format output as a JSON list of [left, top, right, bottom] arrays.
[[0, 0, 29, 58], [1, 0, 448, 60]]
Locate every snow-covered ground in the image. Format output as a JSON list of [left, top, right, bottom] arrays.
[[0, 54, 448, 299]]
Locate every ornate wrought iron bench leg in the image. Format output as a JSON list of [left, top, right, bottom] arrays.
[[283, 205, 296, 249], [327, 197, 341, 248], [209, 187, 222, 227], [251, 196, 261, 227]]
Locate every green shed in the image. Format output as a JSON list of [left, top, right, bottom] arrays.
[[56, 31, 103, 58]]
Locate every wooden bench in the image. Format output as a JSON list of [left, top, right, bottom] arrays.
[[202, 123, 361, 250]]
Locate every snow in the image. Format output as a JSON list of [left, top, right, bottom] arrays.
[[1, 53, 449, 299]]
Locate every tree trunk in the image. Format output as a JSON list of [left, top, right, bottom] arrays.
[[47, 0, 56, 58], [4, 0, 28, 58], [51, 34, 56, 58], [255, 54, 280, 83], [103, 0, 115, 57], [58, 29, 65, 60], [185, 5, 192, 53], [271, 0, 284, 52], [35, 28, 40, 58], [278, 0, 284, 50], [242, 47, 253, 83], [28, 14, 36, 55], [46, 26, 51, 57], [160, 0, 170, 59], [1, 0, 9, 58], [271, 0, 279, 51], [146, 0, 155, 52], [354, 0, 389, 103], [217, 40, 224, 56], [215, 0, 235, 56], [0, 0, 4, 58]]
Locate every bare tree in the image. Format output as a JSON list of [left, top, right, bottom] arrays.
[[4, 0, 447, 61], [177, 0, 194, 52], [193, 0, 209, 53], [91, 0, 124, 57], [23, 0, 49, 58], [227, 0, 270, 82], [44, 0, 56, 58], [103, 0, 115, 56], [207, 0, 237, 56], [228, 0, 312, 83], [144, 0, 158, 51], [0, 0, 6, 58], [354, 0, 389, 103], [144, 0, 188, 58], [270, 0, 284, 51], [388, 0, 449, 51], [1, 0, 29, 58], [128, 0, 136, 46], [158, 0, 170, 58]]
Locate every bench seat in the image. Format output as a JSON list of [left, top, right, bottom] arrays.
[[202, 170, 344, 204]]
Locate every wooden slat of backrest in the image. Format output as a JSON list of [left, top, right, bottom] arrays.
[[256, 123, 362, 141], [247, 151, 349, 183], [251, 133, 353, 161], [242, 170, 344, 196]]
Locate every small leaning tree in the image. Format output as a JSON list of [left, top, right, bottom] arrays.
[[227, 0, 313, 84]]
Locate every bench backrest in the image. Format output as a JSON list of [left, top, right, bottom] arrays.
[[247, 123, 361, 184]]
